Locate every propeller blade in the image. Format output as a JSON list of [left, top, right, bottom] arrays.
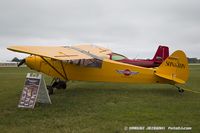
[[17, 59, 25, 67]]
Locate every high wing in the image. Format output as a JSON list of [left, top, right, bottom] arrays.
[[7, 44, 111, 61], [73, 44, 112, 58], [7, 45, 92, 60]]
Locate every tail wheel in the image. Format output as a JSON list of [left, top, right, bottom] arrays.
[[176, 86, 184, 93], [178, 88, 184, 93]]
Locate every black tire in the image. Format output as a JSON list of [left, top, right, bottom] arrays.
[[178, 88, 184, 93], [52, 81, 59, 88], [60, 81, 67, 89], [56, 81, 66, 89], [47, 85, 53, 95]]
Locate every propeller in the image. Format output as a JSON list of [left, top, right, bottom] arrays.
[[17, 59, 26, 67]]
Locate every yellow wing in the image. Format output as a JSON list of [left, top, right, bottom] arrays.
[[7, 45, 95, 60], [73, 44, 112, 58]]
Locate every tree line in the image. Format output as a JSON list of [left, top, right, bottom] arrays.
[[188, 58, 200, 63]]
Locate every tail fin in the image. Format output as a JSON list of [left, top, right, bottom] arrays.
[[155, 50, 189, 84], [152, 45, 169, 63]]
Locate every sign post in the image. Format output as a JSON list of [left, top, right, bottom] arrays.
[[18, 73, 51, 109]]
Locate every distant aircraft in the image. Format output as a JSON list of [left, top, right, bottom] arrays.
[[109, 45, 169, 67], [8, 44, 188, 94]]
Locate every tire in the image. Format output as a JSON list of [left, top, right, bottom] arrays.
[[56, 81, 66, 89], [47, 85, 53, 95], [60, 81, 66, 89]]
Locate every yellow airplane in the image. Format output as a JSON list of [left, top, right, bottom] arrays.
[[7, 44, 189, 94]]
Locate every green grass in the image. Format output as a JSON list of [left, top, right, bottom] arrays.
[[0, 66, 200, 133]]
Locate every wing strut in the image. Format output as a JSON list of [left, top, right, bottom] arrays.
[[41, 57, 67, 81], [60, 61, 68, 80]]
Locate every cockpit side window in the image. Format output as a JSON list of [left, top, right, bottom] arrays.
[[68, 59, 102, 68]]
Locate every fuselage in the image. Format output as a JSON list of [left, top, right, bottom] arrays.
[[25, 55, 172, 84]]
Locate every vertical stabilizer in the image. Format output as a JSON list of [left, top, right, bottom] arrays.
[[153, 45, 169, 63], [155, 50, 189, 84]]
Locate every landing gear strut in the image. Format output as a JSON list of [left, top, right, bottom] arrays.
[[47, 78, 67, 95]]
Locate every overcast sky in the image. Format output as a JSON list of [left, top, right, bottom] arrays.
[[0, 0, 200, 61]]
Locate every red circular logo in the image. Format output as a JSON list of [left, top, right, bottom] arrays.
[[124, 69, 131, 76]]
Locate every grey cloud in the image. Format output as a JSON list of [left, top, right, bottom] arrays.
[[0, 0, 200, 61]]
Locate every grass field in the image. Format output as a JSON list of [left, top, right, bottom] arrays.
[[0, 65, 200, 133]]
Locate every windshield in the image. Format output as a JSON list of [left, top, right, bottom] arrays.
[[111, 53, 127, 60]]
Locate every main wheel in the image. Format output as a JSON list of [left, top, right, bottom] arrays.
[[47, 85, 54, 95], [51, 80, 66, 89], [59, 81, 67, 89], [55, 81, 66, 89]]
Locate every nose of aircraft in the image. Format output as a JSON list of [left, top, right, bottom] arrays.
[[25, 55, 43, 71], [25, 56, 35, 69]]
